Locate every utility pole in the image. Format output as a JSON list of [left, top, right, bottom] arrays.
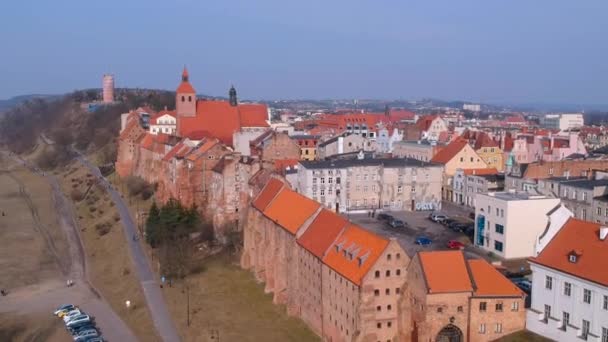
[[186, 281, 190, 327]]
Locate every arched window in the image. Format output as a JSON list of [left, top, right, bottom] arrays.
[[181, 96, 185, 102], [188, 96, 192, 102]]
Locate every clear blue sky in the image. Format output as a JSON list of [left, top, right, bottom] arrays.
[[1, 0, 606, 104]]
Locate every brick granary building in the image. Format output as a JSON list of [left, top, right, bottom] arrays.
[[242, 177, 527, 342]]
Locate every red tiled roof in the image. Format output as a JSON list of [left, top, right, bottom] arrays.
[[140, 134, 155, 150], [177, 100, 268, 146], [463, 168, 498, 176], [416, 115, 437, 131], [273, 159, 299, 172], [162, 141, 190, 161], [252, 178, 285, 211], [468, 259, 524, 297], [474, 132, 499, 149], [430, 139, 468, 164], [297, 209, 348, 259], [530, 218, 608, 287], [323, 224, 389, 286], [119, 119, 144, 141], [184, 138, 219, 161], [263, 188, 320, 234], [419, 251, 473, 294], [239, 104, 269, 127]]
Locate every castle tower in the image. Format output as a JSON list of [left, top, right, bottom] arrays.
[[176, 67, 196, 118], [229, 85, 237, 107], [102, 74, 114, 103]]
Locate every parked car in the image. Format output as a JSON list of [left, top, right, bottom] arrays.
[[66, 315, 92, 328], [62, 310, 83, 322], [415, 236, 433, 246], [54, 304, 76, 316], [377, 213, 392, 221], [429, 213, 448, 223], [447, 240, 465, 249], [442, 218, 457, 227], [388, 219, 406, 228], [449, 222, 472, 232], [513, 279, 532, 293], [74, 329, 99, 341], [69, 323, 96, 335], [84, 338, 104, 342]]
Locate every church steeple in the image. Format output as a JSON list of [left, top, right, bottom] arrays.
[[229, 85, 238, 107], [182, 66, 189, 82]]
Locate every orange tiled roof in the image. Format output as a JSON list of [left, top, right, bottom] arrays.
[[463, 168, 498, 176], [139, 133, 155, 150], [119, 119, 144, 141], [263, 188, 320, 235], [530, 218, 608, 287], [415, 115, 437, 131], [184, 138, 219, 161], [177, 100, 268, 146], [162, 140, 188, 161], [468, 259, 524, 297], [252, 178, 285, 211], [430, 139, 468, 164], [323, 224, 389, 286], [419, 251, 473, 294], [297, 209, 348, 259], [273, 159, 299, 172]]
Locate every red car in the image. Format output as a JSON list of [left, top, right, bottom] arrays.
[[447, 240, 465, 249]]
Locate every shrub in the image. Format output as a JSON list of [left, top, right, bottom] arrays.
[[70, 189, 85, 202], [95, 222, 111, 236]]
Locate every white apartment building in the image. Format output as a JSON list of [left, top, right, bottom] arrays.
[[541, 113, 584, 131], [296, 157, 443, 213], [527, 216, 608, 342], [149, 110, 177, 135], [474, 192, 560, 259]]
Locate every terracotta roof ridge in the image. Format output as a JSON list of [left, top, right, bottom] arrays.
[[417, 253, 432, 294], [465, 258, 478, 293], [319, 222, 350, 259]]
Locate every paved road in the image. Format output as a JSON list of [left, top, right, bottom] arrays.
[[0, 151, 138, 342], [77, 156, 181, 342]]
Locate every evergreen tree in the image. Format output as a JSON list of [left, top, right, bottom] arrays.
[[145, 202, 161, 247]]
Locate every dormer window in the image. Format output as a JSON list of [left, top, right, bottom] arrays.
[[568, 249, 582, 263]]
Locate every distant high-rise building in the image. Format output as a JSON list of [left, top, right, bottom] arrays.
[[463, 103, 481, 112], [102, 74, 114, 103]]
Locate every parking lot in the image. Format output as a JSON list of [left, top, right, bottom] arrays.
[[346, 203, 484, 260]]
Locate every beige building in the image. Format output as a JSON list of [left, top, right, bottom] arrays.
[[392, 140, 444, 162], [296, 158, 444, 213], [317, 133, 377, 160]]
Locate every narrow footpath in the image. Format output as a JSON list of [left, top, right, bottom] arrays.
[[77, 155, 181, 342], [0, 151, 138, 342]]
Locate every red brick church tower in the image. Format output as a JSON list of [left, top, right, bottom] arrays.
[[176, 67, 197, 117]]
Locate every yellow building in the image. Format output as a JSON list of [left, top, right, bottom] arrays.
[[291, 135, 319, 160]]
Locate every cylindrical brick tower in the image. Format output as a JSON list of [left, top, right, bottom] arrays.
[[102, 74, 114, 103]]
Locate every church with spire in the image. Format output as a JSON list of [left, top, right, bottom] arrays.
[[174, 67, 269, 147]]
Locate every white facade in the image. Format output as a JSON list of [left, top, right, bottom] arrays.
[[463, 103, 481, 112], [149, 114, 176, 135], [474, 192, 560, 259], [541, 113, 584, 131], [296, 159, 443, 213], [527, 264, 608, 342]]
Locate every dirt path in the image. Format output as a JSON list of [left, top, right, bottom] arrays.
[[0, 151, 137, 342]]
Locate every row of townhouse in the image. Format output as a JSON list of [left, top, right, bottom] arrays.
[[242, 177, 526, 342], [294, 157, 443, 213]]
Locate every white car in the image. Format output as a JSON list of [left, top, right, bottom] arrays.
[[62, 310, 83, 323], [66, 315, 91, 328]]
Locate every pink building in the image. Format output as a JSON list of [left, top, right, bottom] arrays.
[[102, 74, 114, 103]]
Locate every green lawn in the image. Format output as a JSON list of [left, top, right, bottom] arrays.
[[164, 254, 320, 342]]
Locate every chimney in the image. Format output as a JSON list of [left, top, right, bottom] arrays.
[[600, 227, 608, 241]]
